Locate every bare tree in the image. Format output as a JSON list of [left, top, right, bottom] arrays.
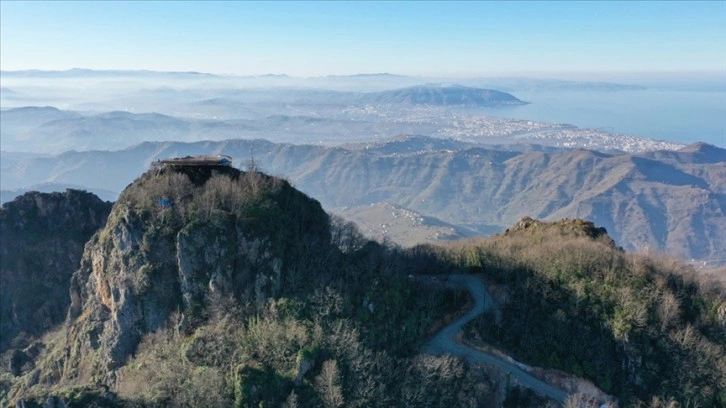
[[245, 147, 259, 173], [647, 396, 679, 408], [657, 291, 681, 331], [564, 392, 601, 408], [315, 359, 344, 408], [282, 391, 299, 408]]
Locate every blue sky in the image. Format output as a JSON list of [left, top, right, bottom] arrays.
[[1, 1, 724, 76]]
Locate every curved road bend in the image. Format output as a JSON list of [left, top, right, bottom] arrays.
[[424, 274, 569, 404]]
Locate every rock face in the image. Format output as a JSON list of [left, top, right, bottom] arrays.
[[62, 166, 331, 381], [0, 190, 112, 351]]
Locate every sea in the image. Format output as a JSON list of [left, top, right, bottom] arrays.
[[470, 89, 726, 147]]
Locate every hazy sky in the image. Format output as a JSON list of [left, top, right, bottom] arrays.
[[1, 1, 724, 77]]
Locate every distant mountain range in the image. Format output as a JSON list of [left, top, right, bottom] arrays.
[[465, 77, 647, 92], [0, 104, 682, 155], [1, 68, 650, 92], [0, 107, 192, 153], [0, 68, 216, 78], [3, 136, 723, 261]]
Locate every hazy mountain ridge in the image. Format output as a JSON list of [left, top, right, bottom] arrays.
[[1, 68, 650, 92], [1, 98, 686, 154], [0, 183, 119, 204], [282, 143, 724, 260], [1, 68, 217, 78], [2, 137, 723, 261], [361, 84, 527, 106], [0, 106, 441, 153], [335, 203, 481, 247]]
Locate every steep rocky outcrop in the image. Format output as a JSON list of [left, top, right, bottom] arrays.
[[503, 216, 618, 249], [61, 165, 332, 382], [0, 190, 112, 352]]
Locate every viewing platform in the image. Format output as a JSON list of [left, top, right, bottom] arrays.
[[153, 155, 233, 168]]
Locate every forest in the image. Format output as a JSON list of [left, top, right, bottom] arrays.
[[2, 168, 724, 407]]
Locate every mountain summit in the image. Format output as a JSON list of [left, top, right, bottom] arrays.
[[62, 163, 332, 381]]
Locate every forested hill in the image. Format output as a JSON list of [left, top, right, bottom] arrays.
[[453, 218, 726, 406]]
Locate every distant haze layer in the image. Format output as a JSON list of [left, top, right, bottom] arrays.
[[1, 70, 724, 149]]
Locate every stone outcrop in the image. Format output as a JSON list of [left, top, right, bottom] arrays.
[[0, 190, 112, 352], [504, 216, 619, 248]]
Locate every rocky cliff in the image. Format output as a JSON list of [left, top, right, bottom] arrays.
[[61, 165, 332, 382], [0, 190, 112, 352]]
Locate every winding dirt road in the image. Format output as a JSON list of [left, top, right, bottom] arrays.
[[424, 274, 569, 403]]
